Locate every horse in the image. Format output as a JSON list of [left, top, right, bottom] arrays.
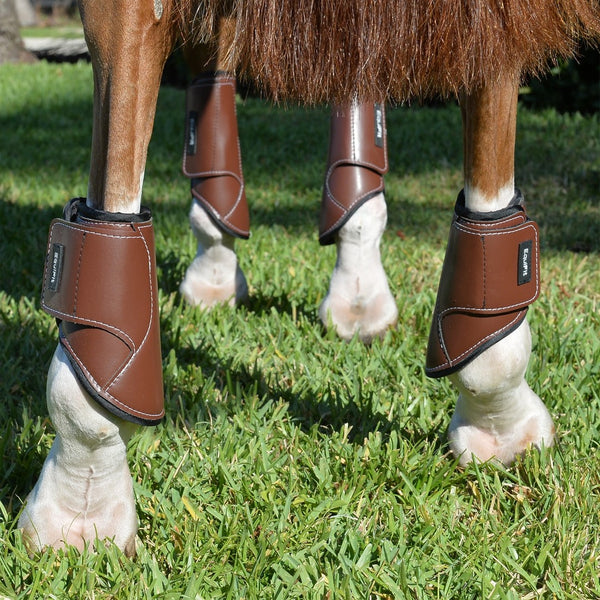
[[18, 0, 600, 556]]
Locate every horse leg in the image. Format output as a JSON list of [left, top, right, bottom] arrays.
[[19, 0, 174, 554], [319, 102, 398, 343], [179, 18, 249, 307], [427, 74, 554, 465]]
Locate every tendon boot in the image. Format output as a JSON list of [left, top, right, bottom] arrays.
[[426, 190, 540, 378], [41, 198, 164, 425], [319, 102, 388, 245], [183, 72, 250, 238]]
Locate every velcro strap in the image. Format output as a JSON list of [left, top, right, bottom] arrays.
[[441, 206, 539, 314]]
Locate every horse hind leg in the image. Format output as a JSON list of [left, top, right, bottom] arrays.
[[19, 0, 175, 554], [319, 102, 398, 343], [181, 197, 249, 307], [427, 74, 554, 466], [180, 59, 397, 341], [180, 20, 250, 308]]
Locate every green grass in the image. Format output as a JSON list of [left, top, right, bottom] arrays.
[[1, 61, 599, 599], [20, 26, 84, 40]]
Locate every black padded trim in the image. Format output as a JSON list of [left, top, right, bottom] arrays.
[[63, 198, 152, 224], [454, 189, 525, 222]]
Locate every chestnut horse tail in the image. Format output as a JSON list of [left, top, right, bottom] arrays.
[[177, 0, 600, 104]]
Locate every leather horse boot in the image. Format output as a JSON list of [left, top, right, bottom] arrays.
[[41, 198, 164, 425], [426, 190, 540, 378], [183, 72, 250, 239], [319, 102, 388, 245]]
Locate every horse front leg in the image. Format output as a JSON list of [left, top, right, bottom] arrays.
[[19, 0, 175, 554], [427, 75, 554, 466], [319, 102, 398, 343]]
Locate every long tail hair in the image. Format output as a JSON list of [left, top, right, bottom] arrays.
[[177, 0, 600, 103]]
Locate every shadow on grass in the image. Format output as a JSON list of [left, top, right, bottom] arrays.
[[1, 81, 596, 306], [243, 290, 319, 323], [0, 313, 57, 510], [0, 201, 60, 299], [163, 320, 447, 454]]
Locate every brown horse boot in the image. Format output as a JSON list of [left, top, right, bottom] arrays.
[[41, 198, 164, 425], [319, 102, 388, 245], [183, 72, 250, 239], [426, 190, 541, 378]]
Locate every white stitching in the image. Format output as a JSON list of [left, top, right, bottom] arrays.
[[446, 222, 540, 311], [41, 222, 149, 347], [430, 214, 540, 371]]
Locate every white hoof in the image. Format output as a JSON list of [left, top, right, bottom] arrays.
[[180, 255, 248, 308], [19, 345, 138, 555], [448, 321, 554, 466], [180, 201, 248, 308], [319, 193, 397, 342]]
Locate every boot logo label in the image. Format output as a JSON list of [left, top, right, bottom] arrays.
[[48, 243, 64, 292], [187, 111, 198, 156], [518, 240, 532, 285], [374, 103, 384, 148]]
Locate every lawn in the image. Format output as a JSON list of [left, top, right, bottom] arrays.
[[0, 61, 599, 599]]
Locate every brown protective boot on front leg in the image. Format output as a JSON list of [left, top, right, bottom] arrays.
[[183, 72, 250, 239], [426, 190, 540, 378], [319, 102, 388, 245], [41, 198, 164, 425]]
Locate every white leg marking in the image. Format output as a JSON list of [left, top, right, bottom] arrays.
[[180, 201, 248, 308], [86, 171, 145, 214], [319, 193, 397, 342], [19, 345, 138, 555], [133, 169, 145, 212], [464, 180, 515, 212]]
